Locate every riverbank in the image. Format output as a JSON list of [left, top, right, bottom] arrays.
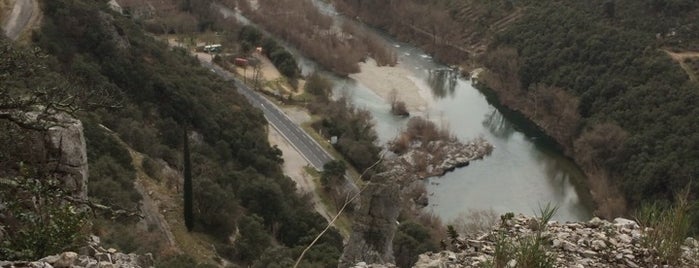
[[349, 58, 431, 112]]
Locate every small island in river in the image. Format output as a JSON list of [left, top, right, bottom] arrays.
[[381, 117, 494, 184]]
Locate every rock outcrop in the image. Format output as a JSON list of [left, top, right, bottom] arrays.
[[44, 113, 89, 201], [340, 180, 402, 268], [383, 137, 493, 185], [0, 236, 154, 268], [413, 215, 699, 268]]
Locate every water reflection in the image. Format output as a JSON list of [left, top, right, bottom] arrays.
[[427, 68, 458, 98], [482, 108, 516, 139]]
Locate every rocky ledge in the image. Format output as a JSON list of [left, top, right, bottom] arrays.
[[414, 215, 699, 268], [0, 236, 154, 268], [383, 137, 493, 184]]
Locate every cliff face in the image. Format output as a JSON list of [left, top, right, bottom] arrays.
[[45, 113, 89, 201], [340, 180, 402, 267]]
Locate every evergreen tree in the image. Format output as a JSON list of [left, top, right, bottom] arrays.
[[183, 127, 193, 231]]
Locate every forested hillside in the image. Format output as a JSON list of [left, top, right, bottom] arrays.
[[2, 0, 342, 266], [484, 0, 699, 218], [337, 0, 699, 225]]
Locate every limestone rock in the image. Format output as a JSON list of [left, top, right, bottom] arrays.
[[339, 181, 401, 267], [1, 235, 154, 268], [53, 252, 78, 268], [45, 113, 89, 200], [411, 215, 699, 268]]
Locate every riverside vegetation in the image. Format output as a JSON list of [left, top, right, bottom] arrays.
[[335, 0, 699, 229]]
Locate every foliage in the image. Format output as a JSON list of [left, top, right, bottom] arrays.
[[234, 214, 271, 262], [393, 221, 439, 268], [237, 0, 396, 76], [486, 205, 558, 268], [29, 0, 343, 266], [0, 176, 88, 260], [0, 36, 118, 130], [238, 25, 300, 79], [304, 72, 332, 101], [491, 0, 699, 213], [183, 128, 193, 232], [310, 96, 381, 175], [321, 160, 346, 187], [155, 254, 197, 268], [635, 188, 694, 265]]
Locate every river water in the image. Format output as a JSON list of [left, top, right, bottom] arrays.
[[220, 3, 593, 222], [331, 44, 593, 222]]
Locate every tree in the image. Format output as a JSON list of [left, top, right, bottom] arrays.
[[389, 89, 409, 116], [235, 214, 271, 262], [321, 160, 346, 187], [183, 127, 194, 231], [604, 0, 616, 18], [0, 176, 88, 260], [447, 225, 458, 243], [0, 36, 119, 130]]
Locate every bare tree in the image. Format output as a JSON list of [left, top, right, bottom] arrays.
[[388, 89, 409, 116], [251, 62, 263, 90]]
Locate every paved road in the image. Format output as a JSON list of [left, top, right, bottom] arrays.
[[2, 0, 35, 40], [201, 61, 334, 170]]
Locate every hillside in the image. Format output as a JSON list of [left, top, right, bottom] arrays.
[[1, 0, 342, 266]]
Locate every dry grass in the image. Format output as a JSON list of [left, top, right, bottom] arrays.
[[449, 209, 499, 235]]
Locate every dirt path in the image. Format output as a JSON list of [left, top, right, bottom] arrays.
[[662, 49, 699, 83], [2, 0, 36, 40]]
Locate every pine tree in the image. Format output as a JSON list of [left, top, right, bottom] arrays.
[[183, 127, 194, 231]]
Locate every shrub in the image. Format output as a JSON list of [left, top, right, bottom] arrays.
[[0, 177, 89, 260]]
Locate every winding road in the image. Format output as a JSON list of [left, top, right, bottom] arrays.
[[2, 0, 36, 40], [200, 61, 335, 170]]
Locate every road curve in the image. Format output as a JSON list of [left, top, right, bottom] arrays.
[[2, 0, 35, 40], [200, 61, 334, 170]]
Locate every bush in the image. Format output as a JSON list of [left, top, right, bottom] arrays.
[[635, 189, 694, 265], [0, 177, 89, 260]]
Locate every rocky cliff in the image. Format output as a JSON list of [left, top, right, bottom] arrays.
[[414, 215, 699, 268], [0, 236, 154, 268], [45, 113, 89, 201], [339, 180, 402, 268]]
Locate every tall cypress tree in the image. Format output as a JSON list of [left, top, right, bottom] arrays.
[[183, 127, 193, 231]]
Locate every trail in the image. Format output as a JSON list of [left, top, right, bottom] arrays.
[[662, 49, 699, 83], [2, 0, 37, 40]]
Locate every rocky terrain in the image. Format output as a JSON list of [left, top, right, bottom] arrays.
[[383, 137, 493, 185], [414, 215, 699, 268], [0, 236, 154, 268]]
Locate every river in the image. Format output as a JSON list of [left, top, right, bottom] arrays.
[[220, 2, 593, 222]]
